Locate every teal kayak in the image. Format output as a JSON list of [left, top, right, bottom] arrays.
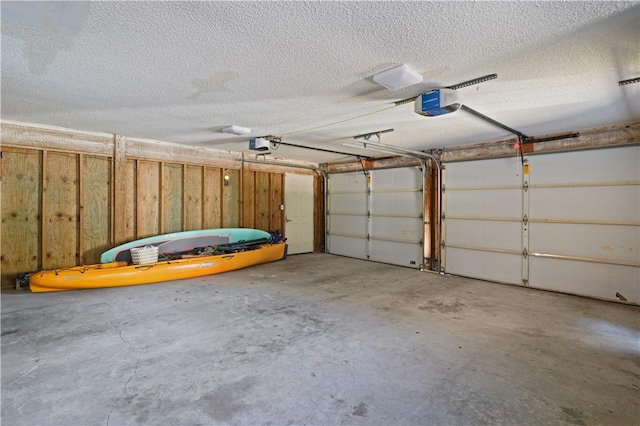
[[100, 228, 272, 263]]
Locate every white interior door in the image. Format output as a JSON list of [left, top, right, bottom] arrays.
[[284, 173, 314, 254]]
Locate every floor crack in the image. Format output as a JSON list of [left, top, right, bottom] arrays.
[[106, 305, 141, 426]]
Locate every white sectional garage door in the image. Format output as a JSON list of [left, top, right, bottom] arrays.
[[527, 147, 639, 304], [327, 167, 424, 269], [443, 145, 640, 304], [327, 171, 369, 260], [442, 157, 524, 285]]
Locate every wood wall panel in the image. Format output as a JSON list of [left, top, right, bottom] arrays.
[[81, 155, 111, 264], [162, 163, 183, 233], [185, 165, 203, 230], [124, 159, 136, 242], [269, 174, 284, 233], [242, 170, 256, 228], [136, 161, 160, 238], [1, 123, 323, 290], [113, 135, 127, 245], [255, 172, 271, 231], [1, 149, 41, 288], [43, 152, 78, 269], [314, 174, 324, 252], [222, 169, 240, 227], [203, 167, 222, 228]]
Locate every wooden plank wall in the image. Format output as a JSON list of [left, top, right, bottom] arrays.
[[1, 148, 113, 283], [43, 152, 80, 268], [222, 169, 241, 227], [314, 173, 325, 253], [1, 123, 318, 290], [162, 163, 183, 233], [81, 155, 111, 263], [1, 148, 41, 281], [184, 165, 203, 231], [255, 172, 271, 231], [203, 167, 222, 229], [136, 160, 161, 238]]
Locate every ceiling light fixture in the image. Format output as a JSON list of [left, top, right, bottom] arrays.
[[222, 125, 251, 135], [372, 64, 423, 90]]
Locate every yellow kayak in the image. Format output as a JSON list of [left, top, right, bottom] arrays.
[[29, 243, 286, 293]]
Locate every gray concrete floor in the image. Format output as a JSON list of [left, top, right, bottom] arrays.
[[2, 253, 639, 425]]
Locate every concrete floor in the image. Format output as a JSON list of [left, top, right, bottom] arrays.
[[2, 253, 639, 425]]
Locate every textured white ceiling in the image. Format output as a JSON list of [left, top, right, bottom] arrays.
[[2, 1, 639, 163]]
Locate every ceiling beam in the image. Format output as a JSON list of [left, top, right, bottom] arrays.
[[440, 121, 640, 162]]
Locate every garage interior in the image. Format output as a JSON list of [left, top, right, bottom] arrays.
[[1, 2, 639, 425]]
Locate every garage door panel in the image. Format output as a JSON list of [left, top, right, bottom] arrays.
[[529, 257, 639, 304], [443, 156, 524, 286], [328, 167, 424, 268], [443, 146, 638, 304], [370, 216, 422, 242], [371, 192, 421, 215], [330, 172, 368, 190], [445, 157, 522, 186], [329, 235, 367, 259], [372, 167, 422, 189], [446, 248, 522, 284], [530, 186, 639, 222], [446, 189, 522, 218], [329, 215, 367, 237], [330, 193, 368, 214], [530, 223, 640, 262], [529, 146, 639, 183], [370, 241, 421, 268], [446, 220, 522, 251], [526, 146, 640, 303]]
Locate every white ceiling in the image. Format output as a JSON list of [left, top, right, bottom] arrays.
[[2, 1, 639, 164]]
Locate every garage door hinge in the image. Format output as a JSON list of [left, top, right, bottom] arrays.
[[522, 248, 528, 259], [522, 279, 529, 286], [523, 214, 528, 225], [441, 184, 446, 193], [441, 240, 446, 248], [523, 181, 529, 192], [441, 212, 446, 220]]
